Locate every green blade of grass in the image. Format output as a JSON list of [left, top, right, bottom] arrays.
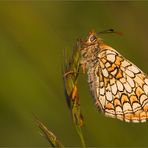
[[63, 40, 86, 147], [35, 117, 64, 147]]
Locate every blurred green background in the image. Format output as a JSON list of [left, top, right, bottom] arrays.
[[1, 1, 148, 147]]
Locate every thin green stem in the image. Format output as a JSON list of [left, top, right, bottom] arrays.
[[75, 126, 86, 147]]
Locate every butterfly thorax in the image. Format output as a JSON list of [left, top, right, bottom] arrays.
[[80, 32, 103, 70]]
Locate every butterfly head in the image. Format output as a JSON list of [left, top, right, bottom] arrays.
[[84, 31, 102, 46]]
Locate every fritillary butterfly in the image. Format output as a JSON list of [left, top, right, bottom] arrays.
[[80, 29, 148, 123]]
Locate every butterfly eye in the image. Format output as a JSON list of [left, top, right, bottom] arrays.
[[89, 35, 97, 43]]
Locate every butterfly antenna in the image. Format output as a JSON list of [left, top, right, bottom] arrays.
[[98, 29, 123, 36]]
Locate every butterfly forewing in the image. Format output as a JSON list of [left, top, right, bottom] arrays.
[[80, 32, 148, 122]]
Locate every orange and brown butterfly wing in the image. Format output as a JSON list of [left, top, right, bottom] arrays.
[[93, 46, 148, 122]]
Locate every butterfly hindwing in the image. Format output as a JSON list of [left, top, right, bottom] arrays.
[[96, 47, 148, 122]]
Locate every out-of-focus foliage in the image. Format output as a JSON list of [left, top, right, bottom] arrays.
[[1, 1, 148, 147]]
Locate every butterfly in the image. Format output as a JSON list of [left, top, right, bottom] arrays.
[[80, 29, 148, 123]]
